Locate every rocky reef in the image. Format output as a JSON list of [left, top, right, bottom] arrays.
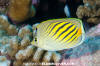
[[76, 0, 100, 24]]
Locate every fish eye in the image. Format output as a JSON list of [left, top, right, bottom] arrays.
[[35, 37, 37, 42]]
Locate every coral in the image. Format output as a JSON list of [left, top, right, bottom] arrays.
[[0, 14, 100, 66], [0, 56, 10, 66], [0, 15, 18, 58], [0, 0, 9, 14], [0, 30, 6, 37], [76, 0, 100, 24], [0, 15, 10, 29], [20, 35, 31, 48], [0, 15, 62, 66], [9, 36, 20, 50], [0, 15, 18, 35], [14, 48, 61, 66], [15, 45, 35, 60], [18, 25, 33, 38], [7, 0, 36, 23]]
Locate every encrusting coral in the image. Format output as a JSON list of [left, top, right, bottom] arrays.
[[7, 0, 36, 23], [0, 15, 62, 66], [76, 0, 100, 24]]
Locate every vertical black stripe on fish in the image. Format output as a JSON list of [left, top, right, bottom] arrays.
[[55, 24, 74, 40], [48, 22, 62, 35], [64, 27, 78, 43], [52, 22, 70, 37], [61, 25, 76, 41]]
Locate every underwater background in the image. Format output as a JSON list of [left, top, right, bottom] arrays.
[[0, 0, 100, 66]]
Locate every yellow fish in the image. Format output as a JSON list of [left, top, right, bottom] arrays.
[[31, 18, 85, 51]]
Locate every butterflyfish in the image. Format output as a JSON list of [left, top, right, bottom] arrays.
[[31, 18, 85, 51]]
